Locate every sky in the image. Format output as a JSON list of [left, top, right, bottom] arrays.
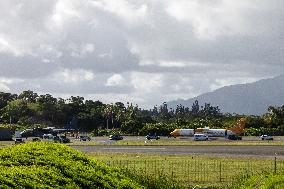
[[0, 0, 283, 108]]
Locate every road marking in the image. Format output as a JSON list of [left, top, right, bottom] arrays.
[[102, 147, 166, 150]]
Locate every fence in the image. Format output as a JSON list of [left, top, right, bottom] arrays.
[[101, 157, 284, 187]]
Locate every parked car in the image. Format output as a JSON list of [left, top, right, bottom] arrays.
[[146, 134, 160, 140], [15, 138, 25, 144], [79, 136, 91, 141], [41, 134, 64, 143], [32, 137, 41, 142], [260, 135, 273, 140], [193, 134, 208, 141], [227, 135, 242, 140], [109, 135, 123, 140], [60, 136, 71, 143]]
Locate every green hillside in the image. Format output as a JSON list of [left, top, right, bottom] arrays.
[[0, 142, 143, 189]]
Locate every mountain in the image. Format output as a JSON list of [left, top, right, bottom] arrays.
[[167, 74, 284, 115]]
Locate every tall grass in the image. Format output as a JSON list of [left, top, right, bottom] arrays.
[[90, 152, 284, 188], [236, 173, 284, 189]]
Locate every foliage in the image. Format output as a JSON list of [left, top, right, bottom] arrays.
[[139, 123, 177, 136], [237, 173, 284, 189], [0, 142, 143, 189], [0, 90, 284, 136], [124, 171, 183, 189], [92, 153, 284, 189]]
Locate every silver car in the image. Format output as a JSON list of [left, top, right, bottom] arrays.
[[260, 135, 273, 140], [193, 134, 209, 141]]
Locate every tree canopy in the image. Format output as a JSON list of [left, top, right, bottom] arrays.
[[0, 90, 283, 136]]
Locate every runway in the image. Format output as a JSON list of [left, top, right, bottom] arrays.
[[71, 145, 284, 158]]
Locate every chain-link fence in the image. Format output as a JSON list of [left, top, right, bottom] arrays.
[[101, 157, 284, 187]]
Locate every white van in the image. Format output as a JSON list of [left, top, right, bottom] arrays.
[[193, 134, 209, 141]]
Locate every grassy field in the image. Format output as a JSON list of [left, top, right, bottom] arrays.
[[238, 173, 284, 189], [1, 141, 284, 188], [1, 139, 284, 147], [0, 141, 14, 147], [88, 152, 284, 188]]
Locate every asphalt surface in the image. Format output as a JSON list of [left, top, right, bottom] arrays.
[[70, 136, 284, 158], [8, 135, 284, 158], [71, 145, 284, 158]]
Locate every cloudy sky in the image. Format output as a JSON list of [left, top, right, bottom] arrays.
[[0, 0, 283, 108]]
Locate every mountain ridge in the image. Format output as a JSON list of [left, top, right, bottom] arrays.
[[167, 74, 284, 115]]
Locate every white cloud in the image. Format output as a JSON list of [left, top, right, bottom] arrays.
[[69, 43, 95, 58], [0, 77, 25, 92], [49, 0, 81, 28], [0, 0, 283, 108], [90, 0, 148, 24], [158, 61, 186, 68], [158, 60, 208, 68], [106, 74, 127, 86], [0, 78, 12, 91], [210, 77, 259, 91], [166, 0, 253, 40], [130, 72, 164, 93], [0, 38, 14, 55], [0, 83, 10, 91], [52, 69, 94, 84]]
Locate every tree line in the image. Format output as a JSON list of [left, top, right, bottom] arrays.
[[0, 90, 283, 136]]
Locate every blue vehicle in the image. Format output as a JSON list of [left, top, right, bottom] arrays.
[[109, 135, 123, 140], [146, 134, 160, 140]]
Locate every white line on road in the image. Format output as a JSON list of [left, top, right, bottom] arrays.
[[102, 148, 166, 150]]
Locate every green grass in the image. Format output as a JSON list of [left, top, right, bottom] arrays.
[[1, 142, 284, 188], [0, 141, 14, 147], [68, 137, 284, 146], [88, 152, 284, 188], [0, 142, 144, 188], [237, 173, 284, 189]]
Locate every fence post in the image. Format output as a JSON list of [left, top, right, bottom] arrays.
[[133, 160, 135, 174], [274, 157, 277, 174], [219, 161, 222, 182], [187, 160, 189, 183], [154, 160, 156, 179], [194, 159, 197, 182], [145, 160, 147, 176], [171, 161, 174, 180]]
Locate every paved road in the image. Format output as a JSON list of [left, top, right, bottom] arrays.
[[72, 145, 284, 158]]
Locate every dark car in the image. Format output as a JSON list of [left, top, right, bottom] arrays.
[[15, 138, 25, 144], [146, 135, 160, 140], [109, 135, 123, 140], [227, 135, 242, 140], [60, 136, 71, 143], [79, 136, 91, 141], [32, 137, 41, 142]]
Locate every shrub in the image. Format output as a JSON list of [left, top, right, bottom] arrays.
[[0, 142, 143, 188], [236, 173, 284, 189]]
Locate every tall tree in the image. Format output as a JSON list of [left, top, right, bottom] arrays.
[[18, 90, 38, 103]]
